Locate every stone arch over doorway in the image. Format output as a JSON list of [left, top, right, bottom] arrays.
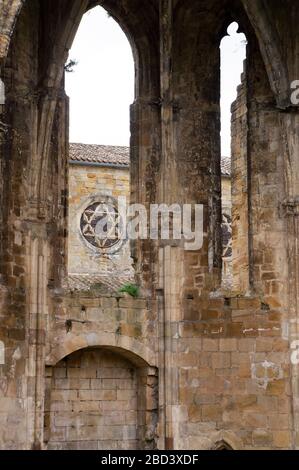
[[44, 346, 158, 450], [46, 333, 157, 369]]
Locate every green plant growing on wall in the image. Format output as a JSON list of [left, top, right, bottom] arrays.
[[119, 284, 140, 298]]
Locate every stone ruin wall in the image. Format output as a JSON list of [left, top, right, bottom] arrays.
[[0, 0, 298, 450]]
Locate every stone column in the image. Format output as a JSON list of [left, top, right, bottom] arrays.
[[130, 97, 161, 292], [246, 36, 287, 299], [158, 0, 223, 448], [231, 63, 250, 293], [280, 111, 299, 449], [284, 198, 299, 449], [0, 5, 41, 444], [158, 0, 180, 449], [26, 232, 49, 449], [26, 91, 69, 449], [137, 366, 159, 449]]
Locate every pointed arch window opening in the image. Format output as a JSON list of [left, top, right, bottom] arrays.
[[220, 22, 248, 292], [64, 6, 135, 281]]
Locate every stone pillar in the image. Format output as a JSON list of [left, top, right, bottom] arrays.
[[26, 91, 69, 449], [280, 111, 299, 449], [158, 0, 181, 449], [0, 77, 5, 267], [246, 38, 296, 449], [284, 198, 299, 449], [231, 62, 250, 293], [137, 366, 159, 449], [26, 232, 49, 449], [158, 0, 223, 449], [0, 1, 41, 447], [246, 36, 287, 300], [43, 366, 53, 446], [0, 4, 73, 444], [130, 97, 161, 292]]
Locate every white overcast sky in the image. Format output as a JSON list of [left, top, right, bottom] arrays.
[[66, 7, 246, 156]]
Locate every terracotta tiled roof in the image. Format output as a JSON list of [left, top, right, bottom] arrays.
[[70, 143, 231, 176], [69, 143, 130, 167], [221, 156, 231, 176]]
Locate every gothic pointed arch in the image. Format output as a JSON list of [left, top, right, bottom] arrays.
[[0, 0, 25, 62], [241, 0, 290, 108]]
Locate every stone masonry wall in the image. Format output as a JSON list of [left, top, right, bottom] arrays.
[[0, 0, 298, 451], [231, 62, 250, 293], [46, 348, 139, 450], [68, 163, 132, 277]]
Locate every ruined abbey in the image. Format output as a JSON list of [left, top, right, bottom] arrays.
[[0, 0, 299, 450]]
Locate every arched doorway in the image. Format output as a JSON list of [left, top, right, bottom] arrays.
[[44, 347, 158, 450]]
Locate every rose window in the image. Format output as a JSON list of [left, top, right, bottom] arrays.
[[80, 200, 123, 250]]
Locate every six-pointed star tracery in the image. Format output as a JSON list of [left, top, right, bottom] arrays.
[[222, 213, 232, 259], [80, 201, 122, 250]]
